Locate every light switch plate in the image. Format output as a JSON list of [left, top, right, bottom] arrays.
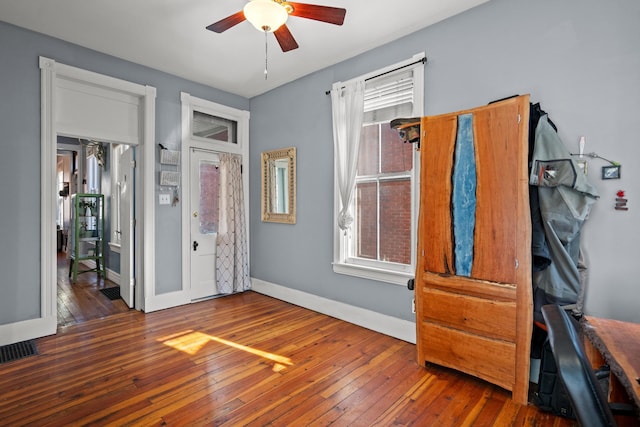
[[159, 193, 171, 205]]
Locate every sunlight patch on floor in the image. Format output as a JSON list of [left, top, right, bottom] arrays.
[[159, 330, 293, 371]]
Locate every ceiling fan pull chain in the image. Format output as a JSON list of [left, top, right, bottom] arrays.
[[264, 30, 269, 80]]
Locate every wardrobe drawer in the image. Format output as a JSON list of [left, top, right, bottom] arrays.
[[420, 287, 517, 342], [420, 321, 516, 390]]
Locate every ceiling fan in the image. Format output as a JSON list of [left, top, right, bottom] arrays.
[[206, 0, 346, 52]]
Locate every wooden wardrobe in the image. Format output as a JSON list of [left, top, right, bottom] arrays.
[[414, 95, 533, 404]]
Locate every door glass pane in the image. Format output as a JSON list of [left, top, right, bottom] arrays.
[[199, 161, 219, 234], [193, 111, 237, 144]]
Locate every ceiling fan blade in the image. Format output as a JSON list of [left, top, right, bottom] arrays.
[[274, 25, 299, 52], [206, 10, 245, 33], [286, 2, 346, 26]]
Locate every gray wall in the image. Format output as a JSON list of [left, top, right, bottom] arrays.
[[0, 21, 249, 324], [249, 0, 640, 322]]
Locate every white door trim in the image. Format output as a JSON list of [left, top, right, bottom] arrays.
[[180, 92, 250, 299], [39, 57, 156, 331]]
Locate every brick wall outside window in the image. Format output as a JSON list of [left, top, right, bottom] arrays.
[[355, 123, 413, 265]]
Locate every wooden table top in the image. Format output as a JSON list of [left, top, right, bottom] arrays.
[[583, 316, 640, 409]]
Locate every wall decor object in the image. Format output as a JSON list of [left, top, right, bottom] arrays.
[[261, 147, 296, 224], [602, 165, 621, 180]]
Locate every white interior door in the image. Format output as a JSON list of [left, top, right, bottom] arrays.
[[190, 148, 220, 300], [119, 146, 135, 307]]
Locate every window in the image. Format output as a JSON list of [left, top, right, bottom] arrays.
[[181, 92, 248, 158], [85, 141, 104, 194], [355, 123, 413, 265], [86, 154, 100, 194], [333, 55, 424, 284], [192, 110, 237, 144]]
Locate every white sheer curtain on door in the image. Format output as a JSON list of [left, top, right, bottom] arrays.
[[216, 153, 250, 294], [331, 80, 365, 231]]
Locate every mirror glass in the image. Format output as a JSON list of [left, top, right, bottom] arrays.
[[262, 147, 296, 224]]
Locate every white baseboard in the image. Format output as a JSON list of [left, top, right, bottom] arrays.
[[0, 316, 57, 346], [79, 260, 120, 285], [251, 278, 416, 344], [0, 279, 415, 346], [106, 268, 120, 285]]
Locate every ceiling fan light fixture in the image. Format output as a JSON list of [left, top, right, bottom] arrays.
[[243, 0, 288, 33]]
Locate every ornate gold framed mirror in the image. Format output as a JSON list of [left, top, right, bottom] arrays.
[[261, 147, 296, 224]]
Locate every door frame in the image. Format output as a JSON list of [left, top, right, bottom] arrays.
[[180, 92, 250, 298], [40, 57, 156, 334]]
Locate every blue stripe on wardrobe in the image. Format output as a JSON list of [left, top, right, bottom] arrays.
[[452, 113, 476, 277]]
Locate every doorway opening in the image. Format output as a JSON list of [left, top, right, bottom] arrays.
[[55, 138, 133, 326]]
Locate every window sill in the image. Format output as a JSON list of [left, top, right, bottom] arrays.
[[332, 262, 413, 287], [108, 242, 121, 253]]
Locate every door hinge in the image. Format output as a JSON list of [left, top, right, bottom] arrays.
[[515, 259, 519, 269], [130, 160, 136, 168], [517, 114, 521, 124]]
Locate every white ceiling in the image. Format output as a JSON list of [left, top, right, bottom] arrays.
[[0, 0, 488, 98]]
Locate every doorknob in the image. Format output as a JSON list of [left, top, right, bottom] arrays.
[[193, 241, 199, 251]]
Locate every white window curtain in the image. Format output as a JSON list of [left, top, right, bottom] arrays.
[[331, 80, 365, 230], [215, 153, 250, 294]]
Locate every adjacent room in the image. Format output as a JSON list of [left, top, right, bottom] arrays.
[[0, 0, 638, 425]]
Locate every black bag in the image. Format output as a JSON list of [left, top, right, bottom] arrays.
[[533, 335, 611, 419], [533, 338, 576, 419]]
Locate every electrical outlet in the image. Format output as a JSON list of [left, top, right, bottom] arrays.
[[159, 193, 171, 205]]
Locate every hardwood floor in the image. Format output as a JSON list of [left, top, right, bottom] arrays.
[[1, 291, 575, 426], [57, 251, 130, 326]]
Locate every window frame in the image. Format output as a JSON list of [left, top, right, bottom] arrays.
[[332, 53, 424, 286], [184, 94, 248, 156]]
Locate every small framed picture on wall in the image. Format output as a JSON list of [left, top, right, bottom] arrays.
[[601, 165, 621, 180]]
